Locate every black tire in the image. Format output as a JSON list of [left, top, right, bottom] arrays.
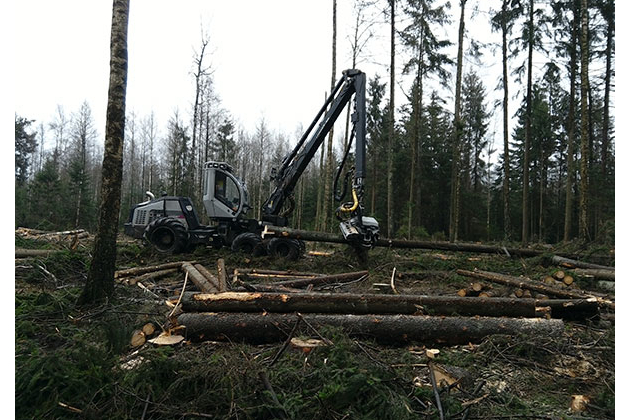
[[231, 232, 263, 255], [267, 238, 301, 260], [144, 217, 189, 254]]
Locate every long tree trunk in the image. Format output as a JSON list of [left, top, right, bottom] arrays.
[[522, 0, 534, 245], [600, 1, 613, 227], [178, 312, 564, 345], [564, 4, 579, 242], [501, 0, 511, 240], [182, 292, 597, 320], [578, 0, 590, 241], [387, 0, 395, 238], [79, 0, 129, 304], [449, 0, 466, 242], [323, 0, 337, 233]]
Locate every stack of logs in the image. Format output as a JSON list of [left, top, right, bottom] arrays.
[[115, 260, 611, 346]]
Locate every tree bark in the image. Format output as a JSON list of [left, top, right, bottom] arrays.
[[456, 269, 611, 305], [564, 4, 578, 242], [387, 0, 395, 238], [181, 292, 598, 320], [570, 268, 614, 281], [255, 271, 368, 289], [262, 225, 606, 260], [78, 0, 129, 304], [501, 0, 511, 240], [322, 0, 337, 233], [182, 262, 219, 293], [115, 261, 193, 279], [177, 312, 564, 345], [578, 0, 590, 241], [522, 0, 534, 245], [550, 255, 613, 270], [449, 0, 467, 242]]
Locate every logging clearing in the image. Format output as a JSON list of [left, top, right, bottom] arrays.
[[15, 229, 615, 419]]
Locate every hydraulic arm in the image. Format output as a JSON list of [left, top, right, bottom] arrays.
[[261, 69, 379, 248]]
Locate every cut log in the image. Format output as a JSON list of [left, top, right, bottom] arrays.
[[115, 261, 192, 279], [193, 264, 221, 291], [142, 322, 157, 336], [258, 271, 369, 289], [177, 312, 564, 345], [181, 263, 219, 293], [15, 248, 60, 258], [458, 269, 615, 310], [125, 268, 178, 285], [130, 330, 146, 347], [550, 255, 614, 270], [554, 270, 566, 280], [181, 292, 599, 320], [571, 268, 615, 281], [262, 225, 610, 261], [562, 275, 574, 286], [457, 269, 591, 300], [237, 268, 323, 277], [217, 259, 228, 292]]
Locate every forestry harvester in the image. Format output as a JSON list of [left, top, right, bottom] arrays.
[[124, 69, 379, 259]]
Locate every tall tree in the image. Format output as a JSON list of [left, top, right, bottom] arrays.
[[555, 0, 580, 242], [387, 0, 396, 237], [491, 0, 521, 240], [578, 0, 590, 240], [15, 116, 38, 185], [521, 0, 535, 245], [191, 31, 212, 204], [400, 0, 452, 238], [69, 101, 98, 229], [323, 0, 337, 232], [449, 0, 467, 242], [79, 0, 129, 305]]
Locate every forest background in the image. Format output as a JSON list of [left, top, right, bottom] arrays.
[[12, 0, 617, 247]]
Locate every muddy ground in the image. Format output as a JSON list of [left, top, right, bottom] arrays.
[[15, 235, 615, 419]]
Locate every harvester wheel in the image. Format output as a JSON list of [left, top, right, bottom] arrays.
[[267, 238, 301, 261], [231, 232, 265, 256], [144, 217, 189, 254]]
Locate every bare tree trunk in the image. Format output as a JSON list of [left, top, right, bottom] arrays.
[[578, 0, 590, 241], [449, 0, 466, 242], [564, 5, 578, 242], [79, 0, 129, 305], [522, 0, 534, 245], [323, 0, 337, 232], [501, 0, 511, 240], [387, 0, 395, 238]]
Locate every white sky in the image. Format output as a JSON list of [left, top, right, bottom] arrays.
[[13, 0, 393, 143], [10, 0, 518, 149]]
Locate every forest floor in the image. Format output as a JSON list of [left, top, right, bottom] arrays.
[[15, 232, 615, 419]]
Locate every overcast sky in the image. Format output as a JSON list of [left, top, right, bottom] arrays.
[[11, 1, 623, 157], [13, 1, 391, 143], [11, 0, 519, 150]]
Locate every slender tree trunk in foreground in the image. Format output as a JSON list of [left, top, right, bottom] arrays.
[[79, 0, 129, 304]]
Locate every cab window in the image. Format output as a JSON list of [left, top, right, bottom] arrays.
[[214, 172, 240, 211]]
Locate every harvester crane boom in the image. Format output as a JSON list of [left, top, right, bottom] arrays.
[[262, 69, 367, 226]]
